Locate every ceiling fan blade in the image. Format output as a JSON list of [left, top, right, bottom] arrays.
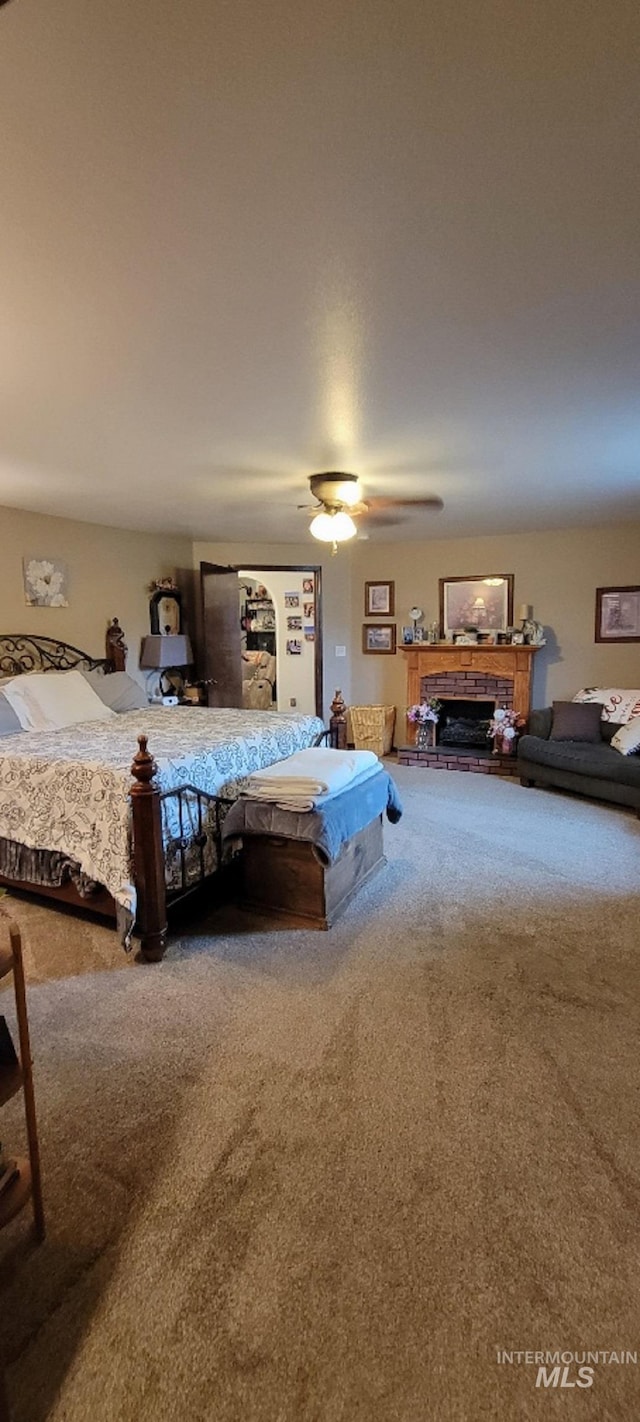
[[361, 513, 406, 529], [364, 496, 444, 513]]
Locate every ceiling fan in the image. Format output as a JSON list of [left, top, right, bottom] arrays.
[[300, 472, 444, 549]]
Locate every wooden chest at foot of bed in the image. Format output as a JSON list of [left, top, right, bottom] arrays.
[[241, 815, 385, 929]]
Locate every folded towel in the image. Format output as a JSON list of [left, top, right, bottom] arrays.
[[243, 747, 379, 804], [257, 762, 383, 812]]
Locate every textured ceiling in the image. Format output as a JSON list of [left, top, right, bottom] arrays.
[[0, 0, 639, 541]]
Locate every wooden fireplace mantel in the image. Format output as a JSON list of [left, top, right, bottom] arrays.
[[401, 643, 539, 740]]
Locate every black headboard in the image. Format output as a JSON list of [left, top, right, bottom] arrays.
[[0, 618, 127, 679]]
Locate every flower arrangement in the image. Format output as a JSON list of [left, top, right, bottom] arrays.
[[487, 707, 525, 743], [407, 697, 442, 724], [148, 576, 179, 593]]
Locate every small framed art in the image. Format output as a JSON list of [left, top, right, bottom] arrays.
[[23, 557, 69, 608], [595, 586, 640, 642], [362, 623, 396, 655], [364, 581, 395, 617]]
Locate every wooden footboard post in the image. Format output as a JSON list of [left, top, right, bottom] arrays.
[[130, 735, 168, 962], [329, 689, 348, 749]]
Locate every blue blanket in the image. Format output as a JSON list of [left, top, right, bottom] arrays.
[[222, 767, 403, 864]]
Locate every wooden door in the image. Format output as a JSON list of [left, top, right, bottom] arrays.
[[201, 563, 242, 707]]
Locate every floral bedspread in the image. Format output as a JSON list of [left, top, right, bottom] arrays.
[[0, 707, 324, 914]]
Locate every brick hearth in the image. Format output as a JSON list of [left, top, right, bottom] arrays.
[[397, 745, 519, 775]]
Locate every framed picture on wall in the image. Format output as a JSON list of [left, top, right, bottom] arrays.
[[595, 586, 640, 642], [365, 581, 395, 616], [439, 574, 513, 637], [23, 557, 69, 608], [362, 623, 396, 655]]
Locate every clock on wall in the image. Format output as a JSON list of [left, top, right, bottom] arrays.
[[149, 583, 182, 635]]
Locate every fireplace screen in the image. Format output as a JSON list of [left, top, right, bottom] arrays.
[[437, 698, 494, 748]]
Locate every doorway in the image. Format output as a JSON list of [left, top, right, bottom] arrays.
[[200, 562, 323, 716]]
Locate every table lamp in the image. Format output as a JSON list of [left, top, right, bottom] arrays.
[[140, 634, 193, 703]]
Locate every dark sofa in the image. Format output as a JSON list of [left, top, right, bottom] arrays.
[[518, 708, 640, 815]]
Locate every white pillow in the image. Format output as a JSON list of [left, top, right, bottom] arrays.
[[3, 670, 116, 732], [81, 668, 147, 712], [611, 718, 640, 756], [0, 690, 22, 738]]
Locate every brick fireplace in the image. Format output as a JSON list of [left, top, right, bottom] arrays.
[[398, 644, 538, 774]]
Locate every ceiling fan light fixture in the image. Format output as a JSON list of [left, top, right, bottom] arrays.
[[309, 510, 357, 543], [338, 480, 362, 507]]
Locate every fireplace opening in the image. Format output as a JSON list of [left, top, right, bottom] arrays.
[[436, 698, 495, 748]]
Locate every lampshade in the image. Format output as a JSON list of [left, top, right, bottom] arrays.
[[309, 510, 357, 543], [140, 634, 193, 669], [518, 603, 534, 621]]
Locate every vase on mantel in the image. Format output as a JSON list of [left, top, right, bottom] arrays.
[[417, 722, 436, 750]]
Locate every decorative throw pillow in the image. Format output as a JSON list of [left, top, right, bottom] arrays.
[[3, 670, 116, 732], [81, 668, 147, 713], [573, 688, 640, 724], [550, 701, 603, 742], [611, 719, 640, 756], [0, 690, 22, 738]]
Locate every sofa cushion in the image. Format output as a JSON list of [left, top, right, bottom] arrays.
[[600, 721, 622, 744], [519, 735, 640, 788], [527, 707, 552, 739], [528, 708, 621, 743], [550, 700, 603, 741], [611, 719, 640, 756]]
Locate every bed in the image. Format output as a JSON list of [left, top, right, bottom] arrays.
[[0, 622, 327, 960]]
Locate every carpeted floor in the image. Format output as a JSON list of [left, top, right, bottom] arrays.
[[1, 767, 639, 1421]]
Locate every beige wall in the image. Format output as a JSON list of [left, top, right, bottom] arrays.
[[2, 508, 636, 733], [193, 541, 352, 717], [0, 505, 192, 679], [349, 524, 640, 736]]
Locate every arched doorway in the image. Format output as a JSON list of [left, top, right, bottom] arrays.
[[239, 576, 277, 710]]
